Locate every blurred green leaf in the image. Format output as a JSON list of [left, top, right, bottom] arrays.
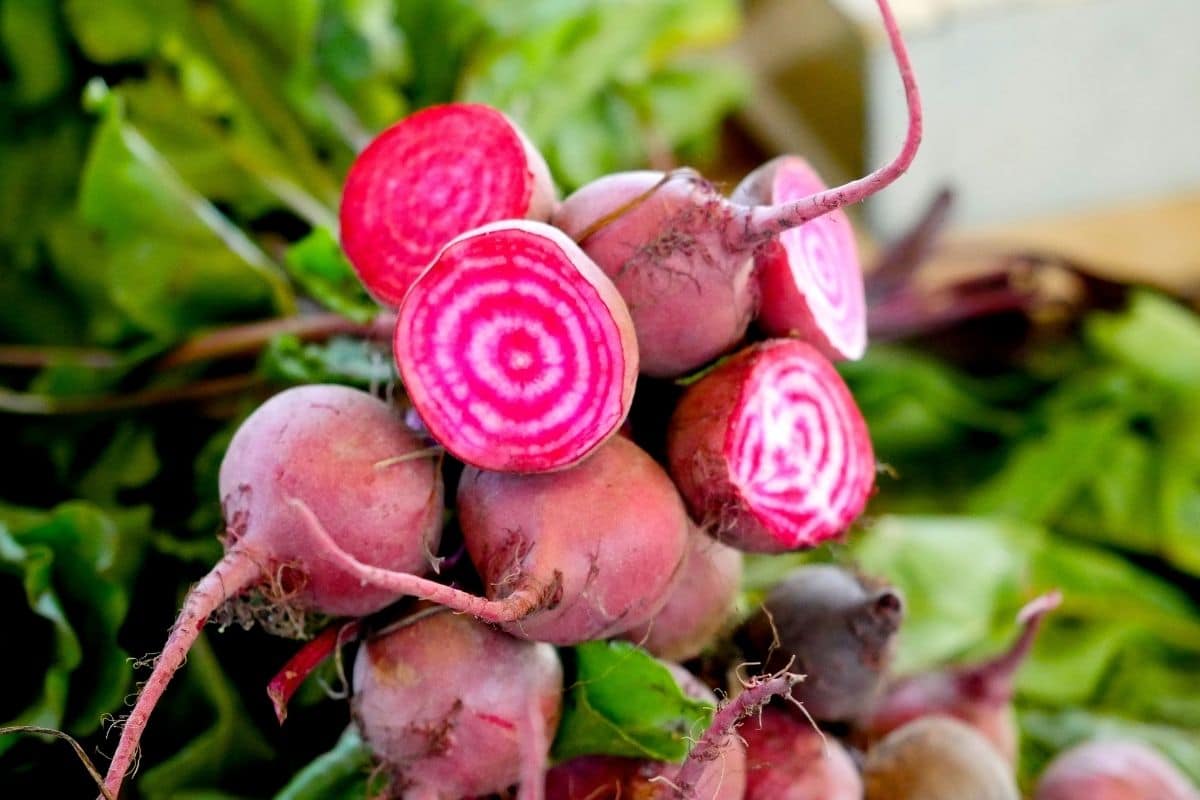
[[552, 641, 713, 763], [78, 85, 293, 339], [63, 0, 183, 63], [1086, 291, 1200, 392], [1, 0, 71, 105], [259, 335, 394, 388], [283, 228, 379, 323]]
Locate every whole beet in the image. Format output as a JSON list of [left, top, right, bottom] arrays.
[[742, 706, 862, 800], [863, 716, 1019, 800], [622, 525, 743, 661], [736, 564, 903, 723], [1034, 740, 1200, 800], [353, 609, 562, 799]]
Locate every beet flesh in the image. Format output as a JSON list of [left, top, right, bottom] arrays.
[[732, 155, 866, 360], [666, 340, 876, 552], [395, 220, 638, 473], [340, 102, 556, 306]]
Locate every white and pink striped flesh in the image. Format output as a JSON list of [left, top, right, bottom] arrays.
[[394, 220, 637, 473], [667, 340, 875, 552]]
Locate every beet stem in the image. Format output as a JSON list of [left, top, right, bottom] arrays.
[[266, 619, 363, 725], [288, 498, 549, 624], [739, 0, 923, 245], [667, 672, 803, 799], [101, 551, 262, 799], [967, 590, 1062, 702]]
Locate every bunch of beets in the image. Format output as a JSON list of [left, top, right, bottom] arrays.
[[90, 0, 1200, 798]]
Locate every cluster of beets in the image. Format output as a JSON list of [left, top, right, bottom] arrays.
[[92, 0, 1200, 797]]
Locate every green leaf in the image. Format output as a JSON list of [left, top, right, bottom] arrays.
[[283, 228, 380, 323], [273, 726, 374, 800], [63, 0, 182, 63], [1, 0, 71, 105], [0, 501, 153, 747], [551, 641, 713, 763], [259, 335, 395, 389], [78, 83, 294, 339], [1086, 291, 1200, 392]]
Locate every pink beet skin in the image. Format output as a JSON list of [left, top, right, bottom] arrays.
[[394, 220, 638, 473], [732, 156, 867, 361], [553, 170, 759, 378], [101, 385, 445, 799], [622, 525, 743, 661], [1034, 740, 1200, 800], [340, 102, 556, 307], [667, 339, 876, 552], [457, 435, 691, 644], [743, 707, 863, 800], [550, 0, 921, 379], [354, 610, 563, 799]]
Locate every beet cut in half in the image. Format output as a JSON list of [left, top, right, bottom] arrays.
[[667, 339, 875, 552], [733, 156, 867, 361], [395, 220, 637, 473], [340, 102, 556, 306]]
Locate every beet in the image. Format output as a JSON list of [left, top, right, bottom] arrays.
[[732, 156, 866, 360], [101, 385, 444, 798], [736, 564, 903, 723], [863, 716, 1019, 800], [666, 340, 876, 552], [742, 706, 862, 800], [394, 220, 638, 473], [353, 609, 562, 799], [550, 0, 921, 377], [1034, 740, 1200, 800], [340, 102, 556, 306], [621, 525, 743, 661]]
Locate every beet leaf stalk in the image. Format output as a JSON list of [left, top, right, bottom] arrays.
[[394, 220, 638, 473], [551, 0, 921, 377]]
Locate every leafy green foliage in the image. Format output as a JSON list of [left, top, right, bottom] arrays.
[[552, 641, 714, 763]]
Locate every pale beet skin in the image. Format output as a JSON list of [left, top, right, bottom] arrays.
[[340, 102, 557, 307], [742, 706, 863, 800], [100, 385, 445, 799], [732, 155, 867, 361], [863, 716, 1019, 800], [1034, 740, 1200, 800], [395, 219, 638, 473], [354, 609, 563, 799], [667, 340, 876, 553], [621, 524, 743, 661], [550, 0, 921, 378]]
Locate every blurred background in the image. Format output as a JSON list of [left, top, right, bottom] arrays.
[[1, 1, 1197, 798]]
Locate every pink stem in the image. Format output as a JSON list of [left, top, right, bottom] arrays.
[[516, 702, 549, 800], [266, 619, 363, 725], [101, 551, 262, 799], [738, 0, 923, 245], [288, 498, 552, 625], [667, 673, 803, 799], [962, 590, 1062, 704]]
